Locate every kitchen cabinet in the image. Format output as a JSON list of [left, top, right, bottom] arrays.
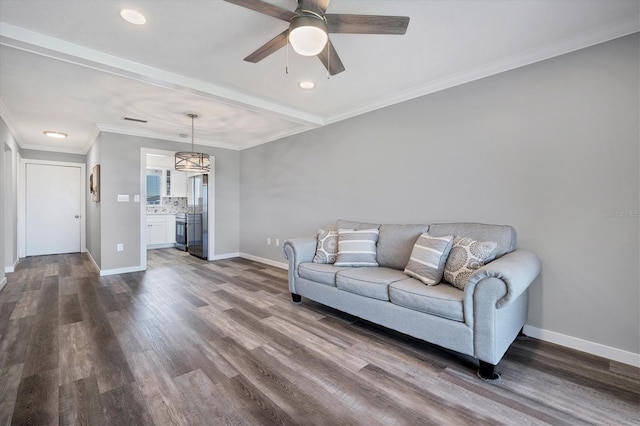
[[169, 171, 187, 197], [166, 215, 176, 243], [147, 215, 167, 245]]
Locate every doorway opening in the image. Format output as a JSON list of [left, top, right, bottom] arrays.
[[139, 148, 215, 269]]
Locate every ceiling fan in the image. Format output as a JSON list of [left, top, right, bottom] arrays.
[[224, 0, 410, 75]]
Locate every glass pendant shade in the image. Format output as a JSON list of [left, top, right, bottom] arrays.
[[175, 113, 210, 172], [289, 15, 328, 56]]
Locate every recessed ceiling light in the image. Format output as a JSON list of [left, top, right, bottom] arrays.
[[299, 81, 315, 89], [120, 9, 146, 25], [44, 131, 68, 139]]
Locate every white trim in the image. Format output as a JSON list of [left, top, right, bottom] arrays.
[[209, 252, 241, 261], [86, 250, 100, 274], [523, 325, 640, 368], [4, 257, 19, 273], [0, 277, 6, 292], [240, 253, 288, 270], [18, 158, 86, 258], [99, 265, 146, 277], [147, 243, 176, 250]]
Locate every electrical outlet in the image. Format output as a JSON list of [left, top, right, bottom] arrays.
[[275, 238, 280, 247], [117, 243, 124, 252], [267, 237, 271, 245]]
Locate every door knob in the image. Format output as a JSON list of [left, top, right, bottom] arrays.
[[74, 215, 80, 218]]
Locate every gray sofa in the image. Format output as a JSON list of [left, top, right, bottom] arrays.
[[283, 220, 542, 381]]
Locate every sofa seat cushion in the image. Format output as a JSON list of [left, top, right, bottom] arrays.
[[298, 263, 350, 286], [336, 267, 408, 301], [389, 278, 464, 322]]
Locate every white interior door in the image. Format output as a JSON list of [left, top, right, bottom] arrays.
[[26, 163, 82, 256]]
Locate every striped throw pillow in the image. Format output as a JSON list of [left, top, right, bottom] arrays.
[[404, 233, 454, 285], [334, 228, 380, 267]]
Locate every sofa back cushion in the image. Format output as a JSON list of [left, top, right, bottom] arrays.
[[377, 224, 430, 270], [428, 223, 517, 259]]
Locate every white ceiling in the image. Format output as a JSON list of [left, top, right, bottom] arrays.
[[0, 0, 638, 154]]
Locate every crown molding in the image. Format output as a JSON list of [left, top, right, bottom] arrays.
[[325, 17, 640, 125], [17, 143, 87, 155], [0, 23, 324, 128]]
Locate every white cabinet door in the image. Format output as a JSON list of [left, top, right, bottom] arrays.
[[170, 171, 187, 197], [147, 216, 166, 245], [166, 215, 176, 243]]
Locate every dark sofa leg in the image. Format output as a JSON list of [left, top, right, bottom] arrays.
[[291, 293, 302, 304], [478, 361, 501, 382]]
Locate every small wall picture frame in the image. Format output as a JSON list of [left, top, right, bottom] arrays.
[[90, 164, 100, 202]]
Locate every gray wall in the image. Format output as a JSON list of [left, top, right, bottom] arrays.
[[97, 132, 240, 271], [239, 34, 639, 354], [86, 134, 101, 267]]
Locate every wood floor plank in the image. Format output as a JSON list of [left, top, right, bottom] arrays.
[[0, 363, 23, 425], [58, 322, 94, 386], [58, 376, 107, 425], [59, 293, 83, 325], [173, 369, 249, 425], [9, 290, 39, 320], [127, 350, 192, 425], [100, 381, 155, 426], [11, 368, 59, 426], [0, 317, 33, 368]]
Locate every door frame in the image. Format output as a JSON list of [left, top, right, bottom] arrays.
[[140, 148, 215, 269], [18, 159, 86, 258]]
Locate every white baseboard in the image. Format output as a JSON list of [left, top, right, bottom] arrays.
[[209, 252, 240, 261], [4, 257, 19, 273], [99, 265, 146, 277], [523, 325, 640, 368], [240, 253, 288, 270], [0, 276, 6, 292], [86, 250, 146, 277], [147, 243, 176, 250]]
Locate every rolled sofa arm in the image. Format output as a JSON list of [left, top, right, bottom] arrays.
[[464, 249, 542, 309], [283, 237, 317, 294]]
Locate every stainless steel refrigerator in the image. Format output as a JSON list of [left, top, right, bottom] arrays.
[[187, 174, 208, 259]]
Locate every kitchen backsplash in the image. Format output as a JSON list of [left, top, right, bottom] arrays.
[[146, 197, 188, 214]]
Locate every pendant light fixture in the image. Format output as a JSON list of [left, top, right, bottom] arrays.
[[175, 113, 211, 172]]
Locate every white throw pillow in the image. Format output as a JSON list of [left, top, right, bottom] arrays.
[[334, 228, 379, 267], [404, 233, 454, 285]]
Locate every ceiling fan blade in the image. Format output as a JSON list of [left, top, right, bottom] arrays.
[[244, 29, 289, 63], [317, 39, 345, 76], [326, 14, 410, 34], [300, 0, 331, 15], [224, 0, 296, 21]]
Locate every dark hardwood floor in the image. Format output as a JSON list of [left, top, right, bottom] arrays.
[[0, 249, 638, 425]]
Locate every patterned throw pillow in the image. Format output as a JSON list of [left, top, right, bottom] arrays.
[[404, 233, 454, 285], [444, 236, 498, 290], [313, 229, 338, 264], [334, 228, 380, 267]]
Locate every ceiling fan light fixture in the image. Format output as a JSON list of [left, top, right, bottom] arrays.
[[175, 113, 211, 173], [289, 15, 328, 56]]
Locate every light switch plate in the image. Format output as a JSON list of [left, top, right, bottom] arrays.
[[133, 194, 140, 202], [117, 194, 130, 202]]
